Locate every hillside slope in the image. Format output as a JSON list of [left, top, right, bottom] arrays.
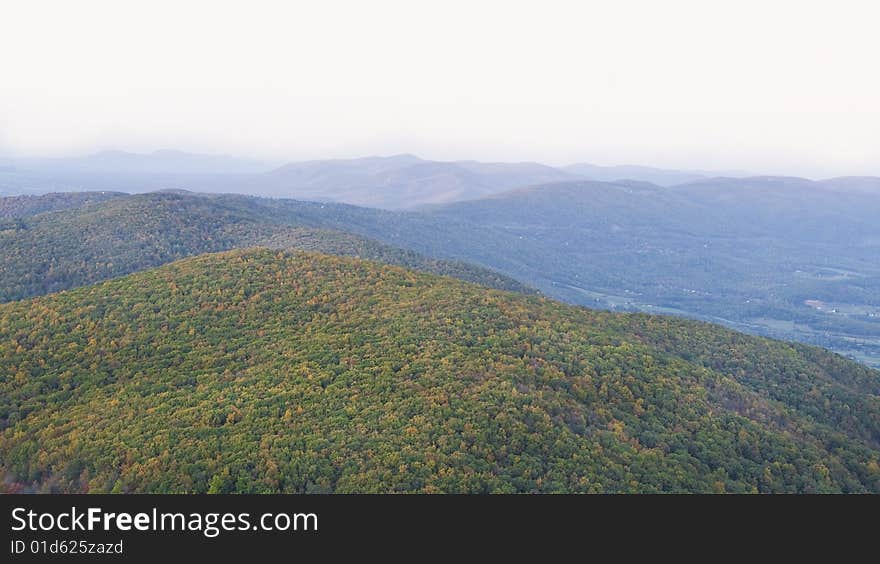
[[1, 249, 877, 493]]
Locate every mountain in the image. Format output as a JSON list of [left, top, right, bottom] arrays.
[[819, 176, 880, 194], [270, 154, 425, 179], [0, 152, 577, 208], [562, 163, 750, 186], [0, 191, 532, 302], [262, 155, 576, 208], [1, 249, 877, 493], [665, 176, 880, 239], [433, 159, 577, 195]]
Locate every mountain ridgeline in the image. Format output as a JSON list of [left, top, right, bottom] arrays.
[[0, 150, 753, 207], [0, 152, 577, 207], [1, 250, 878, 493]]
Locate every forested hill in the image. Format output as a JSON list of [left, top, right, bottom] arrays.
[[0, 191, 531, 301], [1, 249, 877, 493], [0, 191, 125, 219]]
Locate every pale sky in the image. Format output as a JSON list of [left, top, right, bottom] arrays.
[[1, 0, 878, 177]]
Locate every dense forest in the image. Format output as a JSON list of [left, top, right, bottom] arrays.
[[0, 191, 530, 301], [1, 249, 877, 493]]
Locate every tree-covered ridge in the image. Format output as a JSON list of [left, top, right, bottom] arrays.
[[0, 191, 125, 220], [0, 191, 530, 301], [1, 249, 877, 493]]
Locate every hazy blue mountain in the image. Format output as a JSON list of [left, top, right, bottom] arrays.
[[450, 159, 577, 189], [1, 150, 765, 208], [666, 176, 880, 241], [261, 155, 576, 208], [0, 152, 577, 208], [563, 162, 751, 186], [819, 176, 880, 194], [270, 154, 425, 178]]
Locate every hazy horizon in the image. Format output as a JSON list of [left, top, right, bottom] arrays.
[[1, 146, 757, 176], [2, 0, 878, 178]]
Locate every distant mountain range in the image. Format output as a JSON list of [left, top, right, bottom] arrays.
[[562, 162, 751, 186], [259, 155, 576, 208], [0, 149, 767, 208], [0, 151, 577, 207]]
